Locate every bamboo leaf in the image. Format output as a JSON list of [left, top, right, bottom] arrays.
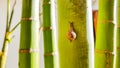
[[10, 22, 20, 33]]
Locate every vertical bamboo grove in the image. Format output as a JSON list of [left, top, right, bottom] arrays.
[[95, 0, 114, 68], [19, 0, 39, 68], [42, 0, 57, 68], [115, 0, 120, 68], [57, 0, 93, 68]]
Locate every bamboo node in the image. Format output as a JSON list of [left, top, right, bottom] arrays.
[[106, 53, 110, 68], [0, 52, 4, 56], [19, 49, 39, 53], [5, 32, 11, 42], [117, 25, 120, 28], [98, 20, 114, 24], [43, 1, 51, 5], [39, 13, 43, 16], [117, 47, 120, 50], [40, 26, 52, 30], [44, 52, 56, 56], [0, 51, 7, 56], [95, 49, 114, 55], [95, 49, 113, 68], [21, 18, 38, 21]]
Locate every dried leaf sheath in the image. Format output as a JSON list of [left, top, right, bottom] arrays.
[[19, 0, 40, 68]]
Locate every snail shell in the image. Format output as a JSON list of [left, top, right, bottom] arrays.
[[66, 30, 76, 42]]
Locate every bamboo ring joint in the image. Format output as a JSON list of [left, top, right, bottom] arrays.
[[40, 26, 52, 30], [98, 20, 114, 24], [0, 51, 7, 56], [21, 18, 38, 21], [95, 49, 113, 68], [44, 52, 56, 56], [106, 53, 110, 68], [117, 47, 120, 50], [39, 13, 42, 16], [19, 48, 39, 53], [117, 25, 120, 28], [43, 1, 51, 5], [95, 49, 114, 55]]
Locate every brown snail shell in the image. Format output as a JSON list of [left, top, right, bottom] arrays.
[[66, 30, 76, 42]]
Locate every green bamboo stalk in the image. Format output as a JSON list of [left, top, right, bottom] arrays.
[[42, 0, 57, 68], [19, 0, 40, 68], [57, 0, 93, 68], [115, 0, 120, 68], [95, 0, 114, 68]]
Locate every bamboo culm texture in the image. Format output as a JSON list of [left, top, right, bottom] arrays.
[[115, 0, 120, 68], [42, 0, 58, 68], [95, 0, 114, 68], [19, 0, 40, 68], [57, 0, 91, 68]]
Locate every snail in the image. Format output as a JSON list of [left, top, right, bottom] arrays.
[[66, 22, 76, 42]]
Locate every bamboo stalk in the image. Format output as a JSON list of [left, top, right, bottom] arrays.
[[19, 0, 40, 68], [42, 0, 58, 68], [115, 0, 120, 68], [95, 0, 114, 68], [57, 0, 93, 68]]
